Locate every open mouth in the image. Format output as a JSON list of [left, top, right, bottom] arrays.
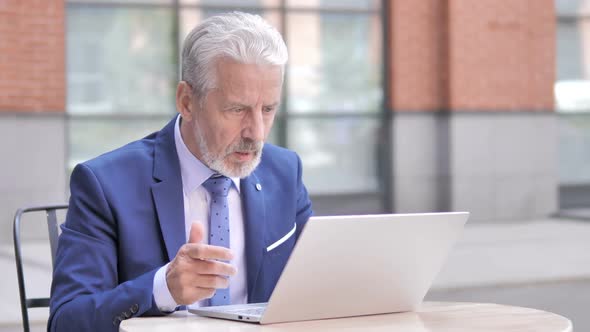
[[233, 151, 255, 161]]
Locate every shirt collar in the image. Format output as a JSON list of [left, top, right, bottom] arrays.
[[174, 114, 240, 194]]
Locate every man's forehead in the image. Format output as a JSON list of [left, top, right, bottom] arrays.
[[216, 74, 282, 100], [220, 92, 281, 107], [215, 58, 282, 79], [223, 98, 280, 107]]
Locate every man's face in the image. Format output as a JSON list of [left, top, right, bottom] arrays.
[[179, 58, 282, 178]]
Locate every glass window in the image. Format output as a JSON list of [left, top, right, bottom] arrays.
[[287, 13, 382, 113], [555, 20, 590, 111], [288, 118, 380, 194], [556, 21, 583, 81], [555, 0, 590, 208], [287, 0, 380, 10], [180, 0, 279, 7], [66, 0, 385, 211], [556, 0, 590, 16], [67, 6, 177, 115], [67, 116, 172, 170], [68, 0, 173, 4]]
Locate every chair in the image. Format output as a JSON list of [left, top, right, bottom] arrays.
[[13, 204, 68, 332]]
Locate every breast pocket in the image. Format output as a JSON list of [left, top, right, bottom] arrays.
[[266, 222, 297, 257]]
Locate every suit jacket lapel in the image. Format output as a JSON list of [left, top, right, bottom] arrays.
[[151, 117, 185, 261], [241, 172, 266, 300]]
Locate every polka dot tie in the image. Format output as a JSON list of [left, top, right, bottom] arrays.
[[202, 175, 231, 306]]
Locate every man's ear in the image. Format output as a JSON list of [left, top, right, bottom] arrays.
[[176, 81, 197, 121]]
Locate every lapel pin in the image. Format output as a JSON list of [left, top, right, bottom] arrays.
[[256, 183, 262, 191]]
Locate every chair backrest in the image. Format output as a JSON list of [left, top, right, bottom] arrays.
[[13, 204, 68, 332]]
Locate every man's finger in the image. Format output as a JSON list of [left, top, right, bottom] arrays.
[[185, 243, 234, 261], [195, 275, 231, 289], [197, 259, 238, 277], [188, 221, 204, 244]]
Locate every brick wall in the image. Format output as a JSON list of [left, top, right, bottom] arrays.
[[388, 0, 555, 112], [389, 0, 449, 111], [0, 0, 65, 113]]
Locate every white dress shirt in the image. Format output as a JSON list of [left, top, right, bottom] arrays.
[[152, 115, 248, 311]]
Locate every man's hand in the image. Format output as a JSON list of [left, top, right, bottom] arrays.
[[166, 222, 237, 305]]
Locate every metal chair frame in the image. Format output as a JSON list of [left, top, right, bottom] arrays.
[[13, 204, 68, 332]]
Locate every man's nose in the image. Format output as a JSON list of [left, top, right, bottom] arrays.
[[243, 110, 265, 142]]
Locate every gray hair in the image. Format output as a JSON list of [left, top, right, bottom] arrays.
[[181, 12, 288, 99]]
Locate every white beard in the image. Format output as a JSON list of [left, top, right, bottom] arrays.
[[195, 123, 263, 178]]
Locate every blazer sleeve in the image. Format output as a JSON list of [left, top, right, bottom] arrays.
[[294, 153, 313, 240], [48, 164, 164, 332]]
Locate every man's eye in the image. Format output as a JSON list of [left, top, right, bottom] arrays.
[[263, 107, 275, 113], [232, 108, 246, 113]]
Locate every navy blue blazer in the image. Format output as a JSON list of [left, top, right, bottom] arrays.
[[48, 117, 313, 331]]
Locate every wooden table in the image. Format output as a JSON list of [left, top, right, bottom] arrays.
[[120, 302, 573, 332]]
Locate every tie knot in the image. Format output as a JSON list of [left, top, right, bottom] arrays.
[[202, 175, 231, 197]]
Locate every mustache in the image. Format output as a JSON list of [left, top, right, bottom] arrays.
[[227, 139, 263, 154]]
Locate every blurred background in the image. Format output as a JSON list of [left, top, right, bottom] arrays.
[[0, 0, 589, 330]]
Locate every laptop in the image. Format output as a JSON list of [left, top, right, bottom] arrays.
[[190, 212, 469, 324]]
